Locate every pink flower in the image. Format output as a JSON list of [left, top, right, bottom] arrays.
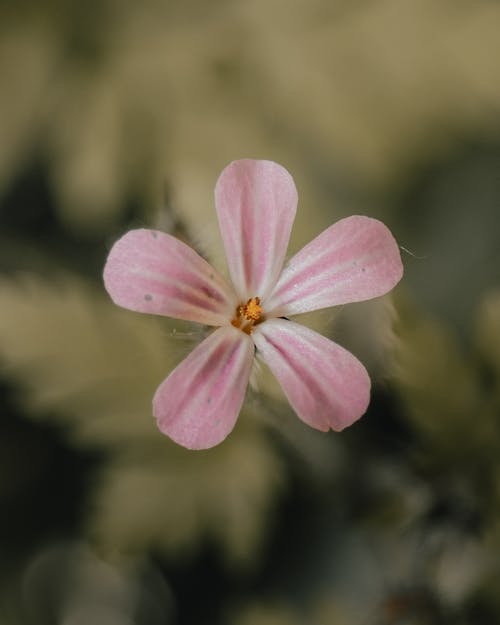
[[104, 160, 403, 449]]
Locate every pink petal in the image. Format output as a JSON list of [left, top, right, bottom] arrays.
[[265, 216, 403, 317], [215, 159, 298, 302], [253, 319, 370, 432], [153, 326, 254, 449], [103, 229, 237, 326]]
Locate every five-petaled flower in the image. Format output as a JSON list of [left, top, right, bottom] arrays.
[[103, 160, 403, 449]]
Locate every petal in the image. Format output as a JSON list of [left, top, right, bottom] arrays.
[[265, 216, 403, 316], [253, 319, 370, 432], [103, 229, 237, 325], [153, 326, 254, 449], [215, 159, 298, 301]]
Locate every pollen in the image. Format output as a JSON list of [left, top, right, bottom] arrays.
[[243, 297, 262, 321], [231, 297, 264, 334]]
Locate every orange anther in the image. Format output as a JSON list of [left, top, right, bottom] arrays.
[[231, 297, 264, 334], [243, 297, 262, 321]]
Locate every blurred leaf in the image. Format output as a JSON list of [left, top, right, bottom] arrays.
[[0, 274, 173, 445], [90, 425, 285, 564], [391, 296, 498, 463], [475, 290, 500, 401], [2, 0, 500, 234], [23, 541, 173, 625]]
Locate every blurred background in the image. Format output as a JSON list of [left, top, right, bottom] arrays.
[[1, 0, 500, 623]]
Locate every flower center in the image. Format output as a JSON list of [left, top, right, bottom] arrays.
[[231, 297, 264, 334]]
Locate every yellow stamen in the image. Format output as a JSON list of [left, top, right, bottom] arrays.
[[231, 297, 264, 334], [243, 297, 262, 321]]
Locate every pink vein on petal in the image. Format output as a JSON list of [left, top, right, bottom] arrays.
[[153, 326, 254, 450], [265, 216, 403, 317], [253, 319, 370, 432], [103, 229, 237, 325], [215, 159, 298, 301]]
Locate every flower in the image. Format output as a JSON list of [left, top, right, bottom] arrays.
[[103, 160, 403, 449]]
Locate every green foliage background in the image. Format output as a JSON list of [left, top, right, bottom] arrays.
[[1, 1, 500, 623]]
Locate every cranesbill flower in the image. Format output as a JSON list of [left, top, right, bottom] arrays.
[[103, 160, 403, 449]]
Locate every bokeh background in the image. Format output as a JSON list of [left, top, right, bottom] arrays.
[[1, 1, 500, 623]]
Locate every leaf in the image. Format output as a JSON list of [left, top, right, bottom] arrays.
[[0, 274, 176, 445], [89, 425, 285, 565], [390, 296, 498, 461], [475, 290, 500, 402]]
